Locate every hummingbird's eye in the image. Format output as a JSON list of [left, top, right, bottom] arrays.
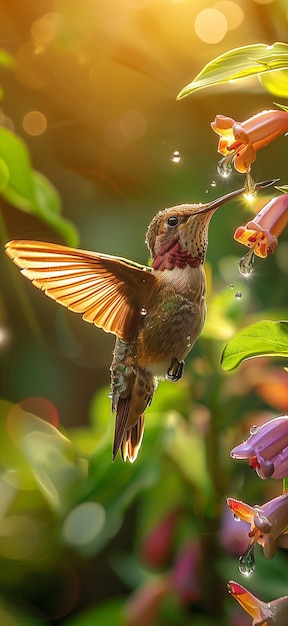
[[167, 216, 179, 227]]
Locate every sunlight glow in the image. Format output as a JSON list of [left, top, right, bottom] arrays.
[[213, 1, 244, 30], [194, 9, 228, 44]]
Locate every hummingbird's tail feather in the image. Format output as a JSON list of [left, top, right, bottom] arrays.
[[121, 414, 145, 463], [112, 396, 131, 461], [112, 366, 156, 462]]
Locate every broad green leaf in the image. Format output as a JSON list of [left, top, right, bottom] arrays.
[[0, 126, 36, 210], [221, 320, 288, 371], [0, 158, 9, 192], [259, 70, 288, 99], [32, 171, 79, 246], [0, 127, 79, 245], [177, 42, 288, 99]]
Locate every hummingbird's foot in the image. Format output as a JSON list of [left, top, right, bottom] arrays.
[[166, 358, 184, 382]]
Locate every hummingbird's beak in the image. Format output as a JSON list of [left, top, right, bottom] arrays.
[[197, 178, 280, 215]]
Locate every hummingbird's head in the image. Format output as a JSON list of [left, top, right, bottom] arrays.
[[145, 181, 277, 271], [146, 203, 213, 269]]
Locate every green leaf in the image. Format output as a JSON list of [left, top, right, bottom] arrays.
[[32, 170, 79, 246], [176, 42, 288, 99], [0, 127, 79, 246], [0, 158, 9, 192], [221, 320, 288, 371], [259, 70, 288, 99], [0, 126, 36, 211]]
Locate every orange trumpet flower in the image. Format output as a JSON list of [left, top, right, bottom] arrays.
[[211, 109, 288, 174], [234, 193, 288, 258], [228, 580, 288, 625]]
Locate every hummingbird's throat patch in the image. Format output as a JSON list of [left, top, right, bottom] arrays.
[[153, 238, 202, 271]]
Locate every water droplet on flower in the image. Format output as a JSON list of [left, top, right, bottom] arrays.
[[233, 514, 241, 522], [239, 546, 255, 576], [229, 284, 234, 290], [211, 180, 216, 187], [235, 291, 242, 300], [239, 249, 255, 277], [171, 150, 181, 163], [250, 425, 259, 435], [140, 306, 147, 316]]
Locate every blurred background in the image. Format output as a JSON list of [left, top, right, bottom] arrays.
[[0, 0, 288, 624]]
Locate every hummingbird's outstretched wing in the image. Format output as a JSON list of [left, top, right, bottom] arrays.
[[5, 240, 159, 342]]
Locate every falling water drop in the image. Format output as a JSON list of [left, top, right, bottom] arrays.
[[211, 180, 217, 187], [235, 291, 242, 300], [239, 546, 256, 576], [171, 150, 181, 163], [140, 306, 147, 316], [239, 249, 255, 276], [217, 157, 232, 178]]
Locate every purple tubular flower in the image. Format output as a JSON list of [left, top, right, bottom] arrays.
[[230, 416, 288, 479]]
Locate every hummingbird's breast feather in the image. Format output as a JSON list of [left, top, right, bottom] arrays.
[[136, 265, 207, 376]]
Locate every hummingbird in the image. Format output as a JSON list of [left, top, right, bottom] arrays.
[[5, 180, 275, 462]]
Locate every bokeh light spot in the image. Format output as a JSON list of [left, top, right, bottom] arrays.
[[213, 1, 244, 30], [103, 120, 128, 149], [19, 397, 59, 428], [63, 502, 106, 546], [194, 9, 228, 43], [31, 12, 61, 45], [23, 111, 47, 136], [119, 109, 147, 140]]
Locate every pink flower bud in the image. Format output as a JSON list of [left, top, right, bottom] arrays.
[[230, 416, 288, 479]]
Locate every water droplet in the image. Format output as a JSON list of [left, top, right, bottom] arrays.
[[239, 249, 255, 276], [140, 306, 147, 316], [250, 425, 259, 435], [217, 157, 232, 178], [229, 284, 234, 290], [171, 150, 181, 163], [233, 514, 241, 522], [239, 546, 255, 576], [187, 343, 191, 348], [235, 291, 242, 300], [211, 180, 217, 187], [205, 189, 209, 194], [187, 335, 191, 340]]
